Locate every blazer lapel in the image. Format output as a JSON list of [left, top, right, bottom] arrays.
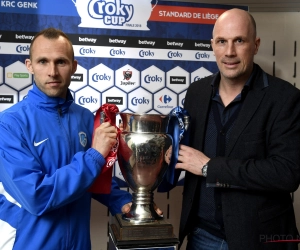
[[226, 74, 267, 156], [193, 83, 213, 151]]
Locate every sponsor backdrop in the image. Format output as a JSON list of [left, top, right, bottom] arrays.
[[0, 0, 246, 186]]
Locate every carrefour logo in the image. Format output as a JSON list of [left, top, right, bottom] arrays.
[[144, 75, 162, 84], [88, 0, 134, 26], [139, 50, 154, 58], [16, 45, 30, 53], [78, 96, 98, 105], [167, 51, 182, 59], [131, 97, 150, 106], [92, 73, 112, 82], [159, 95, 172, 104], [79, 47, 96, 55], [110, 49, 125, 56]]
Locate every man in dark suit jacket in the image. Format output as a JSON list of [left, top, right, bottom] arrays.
[[176, 8, 300, 250]]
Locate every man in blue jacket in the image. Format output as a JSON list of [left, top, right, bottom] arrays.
[[0, 28, 132, 250]]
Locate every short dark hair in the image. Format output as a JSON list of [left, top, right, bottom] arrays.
[[29, 28, 74, 60]]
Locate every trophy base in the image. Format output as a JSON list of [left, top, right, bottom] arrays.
[[109, 214, 179, 248]]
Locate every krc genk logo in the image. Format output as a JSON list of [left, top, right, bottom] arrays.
[[73, 0, 155, 30]]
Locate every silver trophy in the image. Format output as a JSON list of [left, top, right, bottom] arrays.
[[118, 113, 172, 222], [110, 111, 189, 244]]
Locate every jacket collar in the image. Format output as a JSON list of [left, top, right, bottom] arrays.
[[225, 64, 268, 155], [27, 83, 73, 113], [211, 63, 264, 97]]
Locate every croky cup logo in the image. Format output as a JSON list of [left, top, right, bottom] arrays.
[[73, 0, 155, 30]]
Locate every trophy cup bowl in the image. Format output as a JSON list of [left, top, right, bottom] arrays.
[[117, 113, 172, 223]]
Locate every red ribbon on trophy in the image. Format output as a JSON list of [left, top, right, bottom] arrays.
[[88, 104, 120, 194]]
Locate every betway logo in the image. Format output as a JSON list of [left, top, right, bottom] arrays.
[[79, 37, 97, 43], [16, 34, 34, 40], [138, 40, 155, 46], [109, 38, 126, 44], [0, 95, 14, 103], [71, 74, 83, 82], [170, 76, 186, 84], [195, 42, 210, 49], [106, 97, 123, 105], [167, 41, 183, 47]]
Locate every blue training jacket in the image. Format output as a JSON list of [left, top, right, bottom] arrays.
[[0, 84, 132, 250]]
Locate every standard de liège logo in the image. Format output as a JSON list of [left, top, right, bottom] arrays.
[[79, 132, 87, 147], [123, 70, 132, 80], [73, 0, 154, 30]]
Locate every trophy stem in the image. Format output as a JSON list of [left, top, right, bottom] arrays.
[[122, 191, 163, 223]]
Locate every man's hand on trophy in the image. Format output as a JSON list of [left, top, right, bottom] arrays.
[[175, 144, 210, 176], [164, 146, 172, 164], [92, 122, 118, 158], [153, 202, 163, 216], [121, 202, 132, 214]]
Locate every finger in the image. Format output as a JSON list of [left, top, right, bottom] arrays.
[[153, 203, 163, 215], [97, 126, 118, 137], [107, 132, 118, 139], [155, 207, 163, 215], [177, 155, 184, 163], [122, 202, 132, 214], [99, 121, 112, 128], [179, 144, 190, 152], [100, 122, 118, 132], [175, 162, 185, 170]]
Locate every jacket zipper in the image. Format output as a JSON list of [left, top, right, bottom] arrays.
[[57, 106, 71, 249], [58, 107, 62, 116]]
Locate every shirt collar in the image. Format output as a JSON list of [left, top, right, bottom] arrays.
[[211, 64, 257, 100]]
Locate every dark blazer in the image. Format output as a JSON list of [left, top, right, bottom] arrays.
[[179, 64, 300, 250]]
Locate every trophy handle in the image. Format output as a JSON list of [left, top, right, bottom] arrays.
[[100, 111, 106, 124], [183, 115, 190, 133], [179, 115, 190, 142]]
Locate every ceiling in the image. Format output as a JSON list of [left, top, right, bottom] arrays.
[[163, 0, 300, 12]]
